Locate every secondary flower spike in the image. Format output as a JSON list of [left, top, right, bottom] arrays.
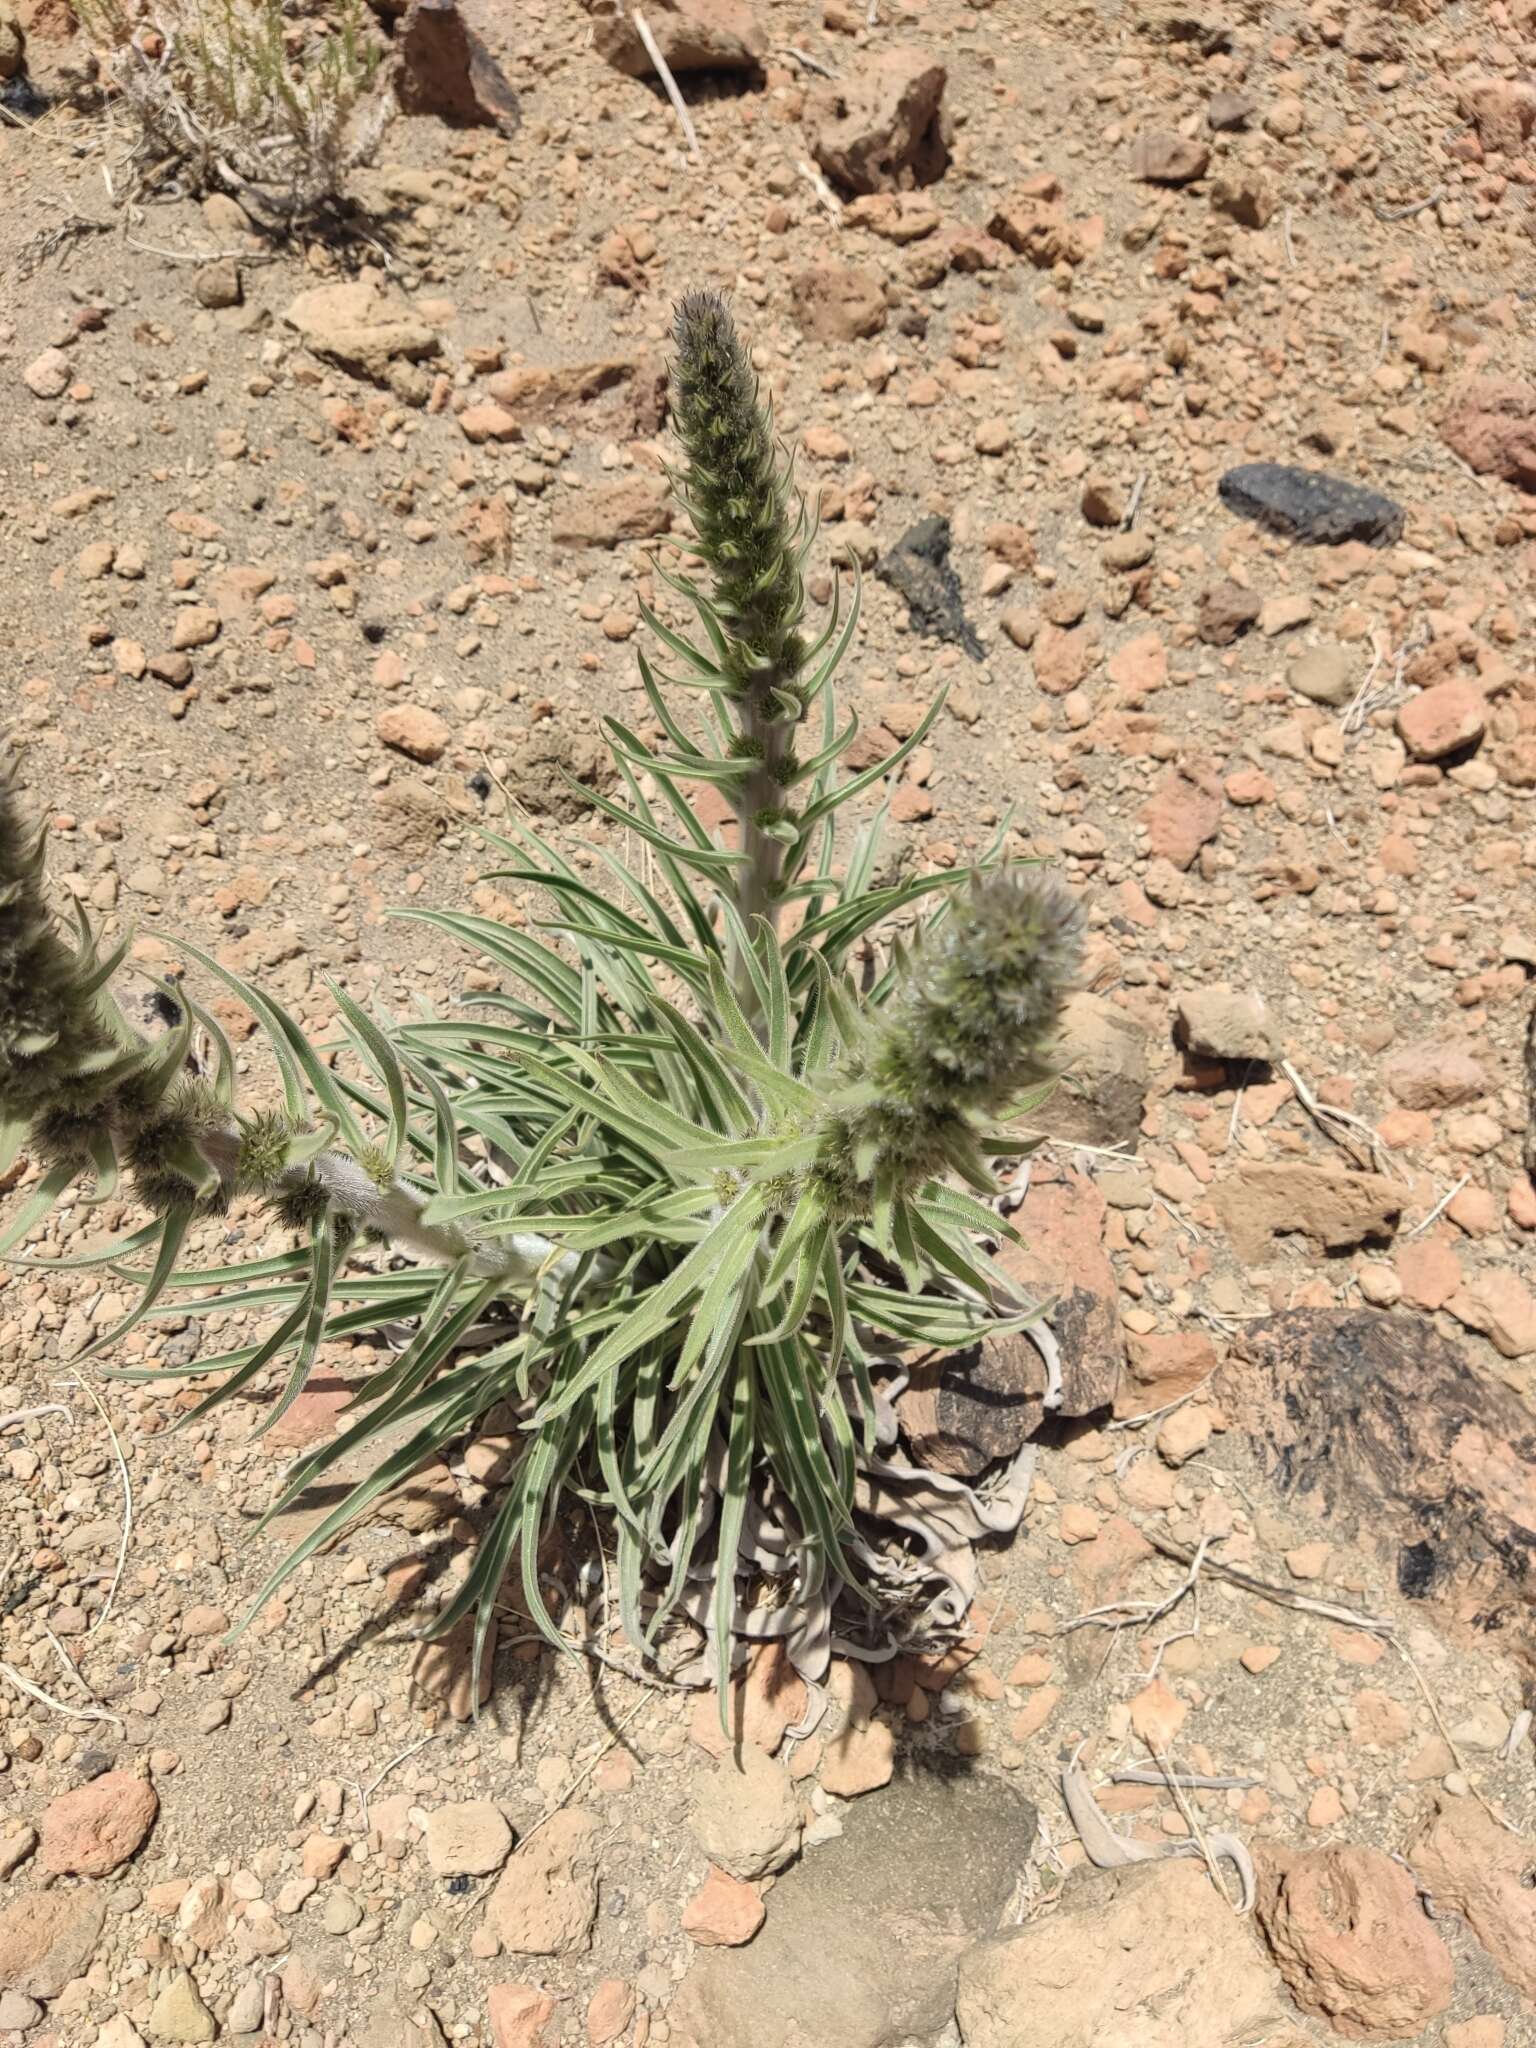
[[813, 869, 1085, 1208]]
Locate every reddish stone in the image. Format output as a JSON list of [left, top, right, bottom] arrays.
[[40, 1775, 157, 1878], [264, 1376, 352, 1449], [688, 1643, 808, 1760], [808, 45, 949, 196], [1382, 1041, 1488, 1110], [487, 1982, 557, 2048], [681, 1868, 766, 1947], [1256, 1842, 1454, 2038], [585, 1978, 635, 2047], [1130, 132, 1210, 183], [1069, 1514, 1155, 1607], [1411, 1797, 1536, 1999], [587, 0, 766, 76], [397, 0, 521, 132], [1396, 680, 1486, 761], [1139, 760, 1224, 870], [1116, 1330, 1217, 1419], [1393, 1238, 1462, 1312], [1458, 80, 1536, 156], [1106, 630, 1167, 697]]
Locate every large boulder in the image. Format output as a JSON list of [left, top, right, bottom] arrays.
[[1440, 379, 1536, 493], [808, 46, 949, 196], [898, 1162, 1124, 1475], [955, 1860, 1290, 2048], [482, 1811, 599, 1956], [1255, 1842, 1454, 2039], [1026, 991, 1150, 1153], [396, 0, 521, 131], [283, 275, 439, 383], [482, 357, 666, 440], [1211, 1163, 1402, 1262], [0, 1887, 106, 2001], [584, 0, 766, 76], [1215, 1308, 1536, 1672], [789, 265, 888, 343], [1409, 1796, 1536, 2002], [673, 1763, 1037, 2048]]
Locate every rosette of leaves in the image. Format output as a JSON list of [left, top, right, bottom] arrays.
[[0, 292, 1080, 1699]]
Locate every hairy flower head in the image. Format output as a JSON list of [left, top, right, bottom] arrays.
[[811, 869, 1084, 1210]]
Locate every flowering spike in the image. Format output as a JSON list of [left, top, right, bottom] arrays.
[[669, 290, 806, 692], [811, 870, 1084, 1210]]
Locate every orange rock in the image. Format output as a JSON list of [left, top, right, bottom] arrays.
[[1411, 1797, 1536, 1999], [1010, 1687, 1061, 1741], [40, 1774, 158, 1878], [680, 1867, 765, 1948], [585, 1979, 634, 2047], [487, 1982, 557, 2048], [1257, 1842, 1453, 2035], [1128, 1676, 1185, 1750]]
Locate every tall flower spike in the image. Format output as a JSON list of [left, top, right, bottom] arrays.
[[669, 291, 815, 958], [669, 289, 807, 694], [812, 869, 1085, 1210]]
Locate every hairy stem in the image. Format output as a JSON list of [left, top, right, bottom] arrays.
[[195, 1121, 574, 1288], [732, 696, 792, 975]]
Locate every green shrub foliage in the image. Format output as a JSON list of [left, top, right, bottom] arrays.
[[0, 293, 1080, 1698]]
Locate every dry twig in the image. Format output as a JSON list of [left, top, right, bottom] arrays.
[[1106, 1375, 1214, 1434], [1111, 1767, 1259, 1790], [1280, 1058, 1398, 1178], [59, 1373, 133, 1634], [0, 1659, 126, 1734], [1140, 1527, 1394, 1634], [1393, 1639, 1519, 1835], [1373, 188, 1445, 222], [0, 1405, 71, 1432], [349, 1731, 437, 1832], [1154, 1742, 1236, 1907], [1063, 1534, 1214, 1638], [778, 45, 835, 76], [1402, 1175, 1469, 1240], [798, 158, 844, 221], [633, 8, 701, 161], [1060, 1744, 1255, 1912]]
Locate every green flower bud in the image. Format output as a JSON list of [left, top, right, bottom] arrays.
[[126, 1079, 231, 1216], [236, 1109, 295, 1193], [275, 1171, 329, 1233]]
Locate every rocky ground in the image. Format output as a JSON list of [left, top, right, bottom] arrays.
[[2, 0, 1536, 2042]]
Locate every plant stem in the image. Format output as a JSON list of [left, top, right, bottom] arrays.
[[194, 1124, 574, 1290], [731, 692, 791, 994]]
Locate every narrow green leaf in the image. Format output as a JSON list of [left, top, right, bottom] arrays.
[[328, 982, 409, 1172], [797, 686, 949, 834], [533, 1197, 763, 1425], [82, 1206, 194, 1361]]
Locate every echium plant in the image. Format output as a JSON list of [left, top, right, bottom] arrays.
[[0, 292, 1080, 1698]]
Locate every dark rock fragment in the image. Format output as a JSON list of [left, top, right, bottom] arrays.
[[1218, 463, 1405, 547], [875, 515, 982, 659]]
